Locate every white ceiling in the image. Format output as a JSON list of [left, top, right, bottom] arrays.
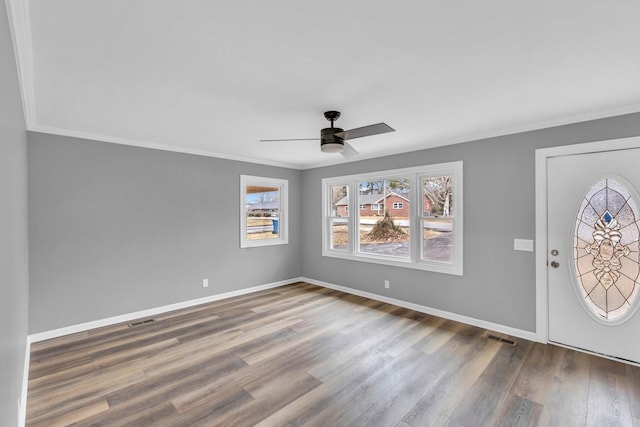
[[8, 1, 640, 169]]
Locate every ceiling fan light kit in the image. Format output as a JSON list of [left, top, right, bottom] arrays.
[[320, 116, 345, 153], [321, 111, 344, 153]]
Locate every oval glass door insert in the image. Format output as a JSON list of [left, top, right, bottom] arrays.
[[574, 177, 640, 321]]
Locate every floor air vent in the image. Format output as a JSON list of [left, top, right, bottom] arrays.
[[128, 319, 156, 327], [487, 334, 517, 346]]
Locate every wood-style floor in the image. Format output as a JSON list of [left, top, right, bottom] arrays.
[[27, 282, 640, 426]]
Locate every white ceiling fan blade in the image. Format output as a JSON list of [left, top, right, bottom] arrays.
[[341, 141, 359, 158], [334, 123, 394, 140]]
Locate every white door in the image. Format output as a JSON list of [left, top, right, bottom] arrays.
[[548, 148, 640, 364]]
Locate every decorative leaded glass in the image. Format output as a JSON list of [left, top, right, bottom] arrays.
[[574, 178, 640, 321]]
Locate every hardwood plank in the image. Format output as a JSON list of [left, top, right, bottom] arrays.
[[29, 337, 180, 392], [586, 357, 634, 427], [27, 366, 147, 420], [254, 350, 394, 426], [446, 338, 533, 426], [509, 341, 566, 404], [348, 335, 486, 427], [29, 330, 90, 352], [307, 347, 434, 426], [75, 358, 248, 425], [414, 319, 465, 354], [626, 363, 640, 421], [78, 401, 179, 427], [26, 282, 640, 426], [535, 349, 591, 427], [168, 387, 254, 426], [28, 399, 109, 427], [492, 392, 543, 427], [400, 333, 502, 426], [538, 376, 589, 427]]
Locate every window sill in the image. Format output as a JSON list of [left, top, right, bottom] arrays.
[[322, 249, 463, 275]]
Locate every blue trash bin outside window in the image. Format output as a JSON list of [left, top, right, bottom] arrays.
[[271, 219, 279, 234]]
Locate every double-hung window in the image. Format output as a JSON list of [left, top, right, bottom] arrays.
[[322, 161, 463, 275], [240, 175, 288, 248]]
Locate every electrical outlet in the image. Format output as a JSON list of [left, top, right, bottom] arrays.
[[202, 278, 209, 288], [384, 280, 390, 289]]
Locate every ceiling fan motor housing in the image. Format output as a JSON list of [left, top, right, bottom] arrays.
[[320, 127, 345, 153]]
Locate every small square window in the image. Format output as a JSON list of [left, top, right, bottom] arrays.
[[240, 175, 288, 248]]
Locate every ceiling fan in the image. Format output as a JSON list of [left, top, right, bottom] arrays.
[[260, 111, 395, 157]]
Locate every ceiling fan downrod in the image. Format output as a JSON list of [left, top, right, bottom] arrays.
[[324, 110, 341, 128]]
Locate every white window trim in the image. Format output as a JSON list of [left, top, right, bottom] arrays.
[[322, 161, 463, 275], [240, 175, 288, 248], [393, 202, 403, 209]]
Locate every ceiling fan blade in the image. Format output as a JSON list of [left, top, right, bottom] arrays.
[[259, 138, 319, 142], [334, 123, 394, 140], [341, 141, 359, 158]]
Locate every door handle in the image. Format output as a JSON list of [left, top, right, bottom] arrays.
[[550, 261, 560, 268]]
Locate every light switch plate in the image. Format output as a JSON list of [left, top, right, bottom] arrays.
[[514, 238, 534, 252]]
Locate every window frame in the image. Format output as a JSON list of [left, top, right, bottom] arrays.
[[240, 175, 288, 248], [392, 202, 403, 209], [321, 161, 463, 275]]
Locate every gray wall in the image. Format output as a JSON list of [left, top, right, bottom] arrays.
[[28, 113, 640, 337], [28, 134, 302, 333], [0, 1, 29, 425], [302, 113, 640, 333]]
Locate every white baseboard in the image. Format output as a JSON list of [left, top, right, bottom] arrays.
[[29, 276, 539, 344], [301, 277, 540, 343], [19, 336, 30, 427], [28, 278, 303, 343]]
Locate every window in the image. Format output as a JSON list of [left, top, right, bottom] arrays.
[[322, 162, 463, 275], [573, 177, 640, 321], [328, 184, 349, 251], [240, 175, 288, 248], [359, 204, 367, 210], [421, 175, 454, 263], [357, 176, 411, 258]]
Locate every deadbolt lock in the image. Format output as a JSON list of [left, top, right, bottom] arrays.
[[550, 249, 559, 256], [550, 261, 560, 268]]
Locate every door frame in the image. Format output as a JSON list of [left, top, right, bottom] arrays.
[[535, 135, 640, 344]]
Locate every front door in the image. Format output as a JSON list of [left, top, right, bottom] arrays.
[[548, 148, 640, 363]]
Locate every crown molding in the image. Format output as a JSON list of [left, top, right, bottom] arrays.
[[29, 125, 304, 170], [6, 0, 35, 127]]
